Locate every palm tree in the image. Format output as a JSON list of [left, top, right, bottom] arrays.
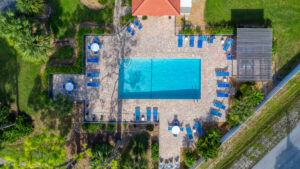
[[16, 0, 44, 15]]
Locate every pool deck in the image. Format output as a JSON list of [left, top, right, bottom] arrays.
[[52, 16, 234, 167]]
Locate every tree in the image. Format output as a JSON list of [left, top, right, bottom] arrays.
[[0, 104, 13, 128], [48, 94, 74, 118], [0, 11, 52, 62], [90, 144, 118, 169], [196, 128, 221, 159], [3, 132, 67, 168], [151, 142, 159, 162], [227, 100, 254, 126], [247, 89, 264, 106], [183, 149, 197, 167], [0, 114, 33, 143], [16, 0, 44, 15]]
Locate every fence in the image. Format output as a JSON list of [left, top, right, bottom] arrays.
[[190, 64, 300, 169]]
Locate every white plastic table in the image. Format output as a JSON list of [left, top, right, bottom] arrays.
[[65, 82, 74, 91], [172, 126, 180, 135], [91, 43, 99, 52]]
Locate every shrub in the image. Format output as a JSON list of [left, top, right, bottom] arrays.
[[142, 16, 148, 20], [206, 26, 235, 34], [82, 123, 105, 132], [181, 27, 202, 35], [0, 114, 34, 143], [107, 124, 116, 131], [183, 149, 197, 167], [93, 28, 105, 34], [120, 14, 137, 27], [227, 100, 254, 126], [146, 124, 154, 131], [91, 144, 115, 168], [151, 143, 159, 162], [196, 128, 221, 159], [98, 0, 109, 5]]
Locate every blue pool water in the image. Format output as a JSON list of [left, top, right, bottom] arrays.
[[119, 59, 201, 99]]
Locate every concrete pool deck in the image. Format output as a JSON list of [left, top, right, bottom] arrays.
[[52, 16, 234, 166]]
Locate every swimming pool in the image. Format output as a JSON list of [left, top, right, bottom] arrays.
[[119, 59, 201, 99]]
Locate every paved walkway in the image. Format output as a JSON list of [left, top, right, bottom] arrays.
[[253, 121, 300, 169]]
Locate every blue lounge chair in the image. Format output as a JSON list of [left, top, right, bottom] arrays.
[[93, 38, 98, 43], [217, 83, 230, 88], [209, 36, 216, 44], [131, 31, 135, 36], [168, 126, 172, 131], [217, 92, 229, 98], [88, 46, 91, 50], [153, 108, 158, 122], [178, 35, 183, 48], [214, 101, 226, 110], [94, 51, 98, 55], [210, 109, 222, 117], [223, 38, 233, 51], [87, 73, 100, 78], [147, 108, 151, 121], [186, 127, 194, 140], [138, 25, 142, 30], [63, 84, 65, 88], [227, 55, 233, 60], [87, 58, 99, 63], [194, 122, 203, 136], [198, 36, 203, 48], [73, 85, 77, 89], [134, 20, 139, 26], [216, 72, 230, 77], [190, 36, 194, 47], [135, 108, 140, 121], [126, 27, 132, 33], [87, 82, 99, 87], [180, 127, 184, 131]]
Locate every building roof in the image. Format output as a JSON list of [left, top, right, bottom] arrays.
[[132, 0, 180, 16], [237, 28, 272, 81]]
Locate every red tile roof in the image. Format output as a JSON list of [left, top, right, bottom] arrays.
[[132, 0, 180, 16]]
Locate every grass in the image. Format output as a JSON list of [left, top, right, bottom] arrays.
[[47, 0, 114, 40], [50, 46, 74, 61], [205, 0, 300, 76], [200, 73, 300, 169]]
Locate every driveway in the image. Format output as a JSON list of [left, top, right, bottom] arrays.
[[253, 121, 300, 169], [0, 0, 16, 11]]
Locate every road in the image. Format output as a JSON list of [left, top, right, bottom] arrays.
[[253, 121, 300, 169]]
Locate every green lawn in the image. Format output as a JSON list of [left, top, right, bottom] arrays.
[[205, 0, 300, 76], [47, 0, 114, 40], [0, 38, 43, 116], [200, 73, 300, 169]]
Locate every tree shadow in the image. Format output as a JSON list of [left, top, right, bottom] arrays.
[[207, 9, 272, 30], [0, 38, 20, 110], [275, 52, 300, 82]]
